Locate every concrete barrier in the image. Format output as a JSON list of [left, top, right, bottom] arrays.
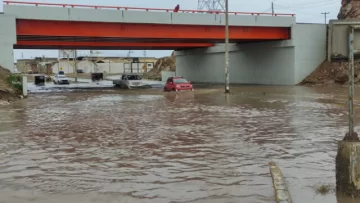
[[269, 162, 293, 203], [336, 141, 360, 197], [22, 75, 27, 97]]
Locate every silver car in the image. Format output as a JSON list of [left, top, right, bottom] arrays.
[[113, 73, 151, 89], [53, 74, 70, 84]]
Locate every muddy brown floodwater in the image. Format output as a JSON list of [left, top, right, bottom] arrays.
[[2, 85, 360, 203]]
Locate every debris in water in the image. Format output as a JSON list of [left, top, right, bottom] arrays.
[[314, 184, 334, 195]]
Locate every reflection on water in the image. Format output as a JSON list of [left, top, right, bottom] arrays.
[[0, 86, 359, 203]]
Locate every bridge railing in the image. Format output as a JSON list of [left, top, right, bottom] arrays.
[[3, 1, 295, 17]]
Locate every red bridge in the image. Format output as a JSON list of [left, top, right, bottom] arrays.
[[3, 1, 296, 50]]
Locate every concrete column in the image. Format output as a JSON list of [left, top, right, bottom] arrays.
[[0, 14, 16, 72], [22, 76, 27, 97], [0, 0, 3, 13], [0, 43, 14, 72], [336, 141, 360, 197]]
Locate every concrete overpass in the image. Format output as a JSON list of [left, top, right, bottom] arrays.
[[0, 1, 326, 85]]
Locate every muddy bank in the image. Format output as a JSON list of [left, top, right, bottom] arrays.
[[0, 66, 22, 105], [143, 51, 176, 80], [300, 0, 360, 86], [299, 61, 360, 86]]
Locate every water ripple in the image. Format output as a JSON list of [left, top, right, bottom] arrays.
[[0, 87, 357, 203]]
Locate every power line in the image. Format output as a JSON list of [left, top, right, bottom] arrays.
[[274, 0, 338, 7], [271, 0, 337, 16], [273, 0, 339, 10], [260, 7, 272, 13], [274, 5, 323, 16], [274, 3, 337, 10]]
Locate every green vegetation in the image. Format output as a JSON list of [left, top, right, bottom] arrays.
[[314, 184, 334, 195], [7, 74, 22, 91]]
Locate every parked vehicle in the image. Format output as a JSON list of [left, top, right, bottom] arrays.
[[91, 73, 103, 82], [34, 75, 46, 86], [113, 73, 151, 89], [53, 74, 70, 84], [76, 69, 84, 73], [164, 76, 193, 92]]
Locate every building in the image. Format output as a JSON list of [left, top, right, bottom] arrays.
[[16, 56, 158, 74]]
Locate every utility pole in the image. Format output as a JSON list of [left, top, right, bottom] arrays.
[[224, 0, 229, 93], [57, 51, 60, 73], [21, 53, 24, 73], [109, 58, 111, 74], [74, 50, 78, 83], [143, 50, 147, 73], [66, 51, 70, 75], [321, 12, 330, 24], [348, 27, 355, 139], [271, 0, 276, 16]]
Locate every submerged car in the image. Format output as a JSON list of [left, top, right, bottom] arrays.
[[164, 76, 193, 92], [53, 74, 70, 84], [113, 73, 151, 89]]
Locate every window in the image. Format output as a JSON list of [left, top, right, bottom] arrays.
[[173, 78, 188, 84], [127, 75, 141, 80]]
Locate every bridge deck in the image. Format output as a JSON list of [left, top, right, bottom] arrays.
[[2, 1, 296, 50]]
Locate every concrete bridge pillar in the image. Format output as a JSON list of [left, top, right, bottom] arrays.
[[0, 43, 14, 72], [0, 14, 16, 72]]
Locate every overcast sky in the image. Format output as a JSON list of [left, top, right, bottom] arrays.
[[2, 0, 341, 60]]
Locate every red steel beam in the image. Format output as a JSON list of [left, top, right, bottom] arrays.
[[16, 20, 291, 40], [14, 45, 196, 50], [16, 40, 214, 48]]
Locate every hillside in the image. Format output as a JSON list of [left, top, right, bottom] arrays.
[[300, 0, 360, 85], [0, 66, 22, 105], [300, 61, 360, 85], [338, 0, 360, 19], [143, 52, 176, 81]]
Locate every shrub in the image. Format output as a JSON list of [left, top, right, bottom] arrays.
[[7, 74, 22, 91]]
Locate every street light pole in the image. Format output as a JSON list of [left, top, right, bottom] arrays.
[[224, 0, 230, 93]]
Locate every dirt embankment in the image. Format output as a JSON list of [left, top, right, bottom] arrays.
[[143, 51, 176, 80], [0, 66, 22, 105], [300, 61, 360, 85], [300, 0, 360, 85], [338, 0, 360, 19]]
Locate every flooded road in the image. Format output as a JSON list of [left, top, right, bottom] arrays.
[[0, 85, 359, 203]]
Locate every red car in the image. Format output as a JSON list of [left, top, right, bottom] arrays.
[[164, 76, 194, 92]]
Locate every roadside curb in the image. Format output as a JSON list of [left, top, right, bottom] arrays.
[[269, 161, 293, 203]]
